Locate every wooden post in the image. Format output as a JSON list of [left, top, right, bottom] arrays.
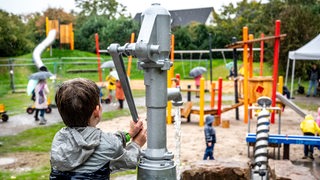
[[260, 33, 265, 76], [243, 27, 249, 124], [95, 33, 102, 82], [210, 82, 215, 109], [249, 34, 254, 78], [217, 77, 223, 118], [271, 20, 281, 124], [127, 32, 135, 77], [199, 77, 205, 126]]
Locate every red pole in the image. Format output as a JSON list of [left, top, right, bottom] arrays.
[[271, 20, 281, 124], [260, 33, 265, 76], [217, 77, 223, 117], [95, 33, 102, 82]]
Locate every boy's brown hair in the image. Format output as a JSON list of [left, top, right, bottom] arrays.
[[55, 78, 100, 127]]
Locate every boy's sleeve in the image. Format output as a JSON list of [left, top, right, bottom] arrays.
[[109, 142, 141, 172]]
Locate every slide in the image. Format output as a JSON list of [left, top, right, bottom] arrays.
[[276, 92, 306, 118]]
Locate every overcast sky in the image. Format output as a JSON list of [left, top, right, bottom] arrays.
[[0, 0, 244, 16]]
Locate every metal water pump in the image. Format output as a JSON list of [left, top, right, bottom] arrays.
[[108, 3, 182, 180]]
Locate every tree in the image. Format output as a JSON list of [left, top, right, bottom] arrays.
[[254, 0, 320, 77], [75, 0, 126, 18], [0, 10, 34, 57], [74, 16, 139, 52]]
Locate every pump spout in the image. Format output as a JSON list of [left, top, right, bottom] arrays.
[[32, 29, 57, 71], [168, 88, 183, 106]]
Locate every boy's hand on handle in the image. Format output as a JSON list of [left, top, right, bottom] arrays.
[[132, 127, 147, 147], [128, 118, 143, 138]]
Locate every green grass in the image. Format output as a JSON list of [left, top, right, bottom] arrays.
[[0, 167, 51, 180], [0, 108, 136, 178], [0, 109, 134, 154], [0, 123, 64, 154]]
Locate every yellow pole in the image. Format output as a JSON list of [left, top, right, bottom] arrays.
[[170, 34, 175, 78], [278, 76, 283, 94], [166, 34, 175, 124], [199, 77, 205, 126], [243, 27, 249, 124], [127, 32, 135, 77], [45, 17, 49, 36]]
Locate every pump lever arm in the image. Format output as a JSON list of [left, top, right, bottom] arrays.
[[108, 44, 138, 122]]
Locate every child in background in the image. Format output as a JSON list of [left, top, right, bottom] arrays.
[[194, 74, 202, 98], [316, 108, 320, 150], [316, 107, 320, 128], [50, 78, 146, 179], [300, 114, 320, 160], [34, 79, 49, 125], [115, 80, 125, 109], [106, 69, 117, 104], [203, 115, 216, 160]]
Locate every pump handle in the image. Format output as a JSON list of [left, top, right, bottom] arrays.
[[108, 44, 139, 122]]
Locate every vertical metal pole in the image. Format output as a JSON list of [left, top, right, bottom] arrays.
[[187, 85, 191, 122], [9, 58, 15, 93], [136, 4, 176, 179], [232, 37, 239, 120], [209, 33, 213, 84]]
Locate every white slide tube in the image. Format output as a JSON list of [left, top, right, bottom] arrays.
[[32, 29, 57, 71]]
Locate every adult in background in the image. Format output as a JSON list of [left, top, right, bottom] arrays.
[[306, 64, 320, 97], [34, 79, 49, 125]]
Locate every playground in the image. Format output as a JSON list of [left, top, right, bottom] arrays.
[[1, 3, 320, 179], [0, 92, 319, 178]]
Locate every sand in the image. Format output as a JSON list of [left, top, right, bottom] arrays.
[[97, 105, 320, 167]]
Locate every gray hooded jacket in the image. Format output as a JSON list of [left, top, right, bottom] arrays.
[[50, 126, 140, 173]]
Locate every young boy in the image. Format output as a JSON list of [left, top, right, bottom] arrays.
[[203, 115, 216, 160], [300, 114, 320, 160], [50, 78, 146, 179]]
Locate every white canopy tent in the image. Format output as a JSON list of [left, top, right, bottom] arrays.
[[285, 34, 320, 96]]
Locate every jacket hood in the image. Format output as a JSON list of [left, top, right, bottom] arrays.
[[50, 127, 101, 171], [205, 115, 214, 125], [305, 114, 314, 121]]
